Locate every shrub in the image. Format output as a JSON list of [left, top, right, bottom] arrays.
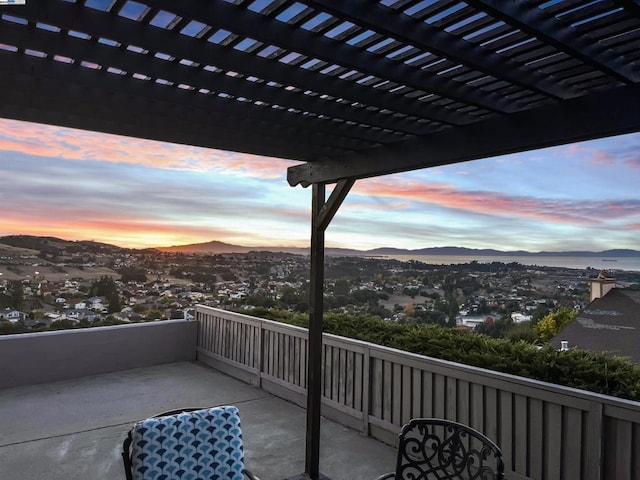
[[242, 308, 640, 401], [534, 307, 577, 342]]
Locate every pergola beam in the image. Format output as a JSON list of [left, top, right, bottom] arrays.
[[0, 65, 351, 161], [288, 83, 640, 186], [0, 54, 393, 159]]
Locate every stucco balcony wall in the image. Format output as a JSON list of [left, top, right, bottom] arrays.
[[0, 320, 197, 388]]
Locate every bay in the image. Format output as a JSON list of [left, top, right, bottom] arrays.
[[385, 254, 640, 272]]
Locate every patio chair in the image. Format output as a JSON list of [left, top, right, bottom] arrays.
[[376, 418, 505, 480], [122, 405, 258, 480]]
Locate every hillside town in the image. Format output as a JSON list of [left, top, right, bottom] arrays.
[[3, 236, 639, 336]]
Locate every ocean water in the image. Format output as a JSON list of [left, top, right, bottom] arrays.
[[386, 255, 640, 272]]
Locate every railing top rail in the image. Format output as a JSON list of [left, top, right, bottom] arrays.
[[197, 305, 262, 326], [197, 304, 308, 334]]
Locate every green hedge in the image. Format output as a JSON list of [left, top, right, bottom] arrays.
[[243, 308, 640, 401]]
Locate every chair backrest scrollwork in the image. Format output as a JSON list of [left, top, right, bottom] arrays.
[[394, 418, 505, 480]]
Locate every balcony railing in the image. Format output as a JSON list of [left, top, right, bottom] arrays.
[[196, 305, 640, 480]]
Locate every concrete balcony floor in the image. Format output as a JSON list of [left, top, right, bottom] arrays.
[[0, 361, 396, 480]]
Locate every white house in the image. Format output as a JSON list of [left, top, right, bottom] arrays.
[[64, 309, 86, 322], [457, 315, 489, 329], [511, 312, 533, 323], [87, 296, 108, 312], [0, 309, 27, 323]]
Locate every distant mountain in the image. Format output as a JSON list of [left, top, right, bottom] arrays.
[[156, 240, 640, 258], [367, 246, 640, 257], [158, 240, 308, 255], [159, 242, 380, 256], [367, 246, 514, 256], [2, 235, 639, 258]]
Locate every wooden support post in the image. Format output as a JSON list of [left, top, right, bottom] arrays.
[[305, 182, 325, 479], [303, 179, 355, 480]]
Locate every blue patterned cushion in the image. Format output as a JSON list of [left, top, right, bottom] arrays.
[[130, 406, 246, 480]]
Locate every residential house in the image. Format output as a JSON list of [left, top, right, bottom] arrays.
[[87, 296, 108, 313], [0, 309, 28, 323], [551, 276, 640, 364], [511, 312, 532, 323]]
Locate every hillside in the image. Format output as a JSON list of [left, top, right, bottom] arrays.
[[0, 235, 126, 256], [0, 243, 39, 257]]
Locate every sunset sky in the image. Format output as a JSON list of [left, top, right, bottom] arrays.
[[1, 117, 639, 252]]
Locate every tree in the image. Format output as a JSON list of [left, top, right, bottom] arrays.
[[505, 322, 537, 343], [534, 307, 577, 343], [119, 268, 147, 283], [89, 276, 121, 313], [146, 309, 162, 320], [280, 287, 304, 308], [476, 298, 490, 314], [333, 279, 350, 296], [107, 291, 122, 313], [476, 317, 513, 338], [9, 281, 23, 309], [50, 319, 76, 330], [440, 292, 459, 328], [367, 305, 392, 319], [0, 320, 27, 335], [244, 295, 276, 308]]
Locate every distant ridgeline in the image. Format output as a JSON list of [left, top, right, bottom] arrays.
[[2, 234, 639, 258]]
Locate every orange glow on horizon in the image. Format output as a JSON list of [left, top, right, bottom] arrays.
[[0, 215, 311, 249]]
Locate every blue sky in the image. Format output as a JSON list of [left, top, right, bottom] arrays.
[[0, 117, 639, 251]]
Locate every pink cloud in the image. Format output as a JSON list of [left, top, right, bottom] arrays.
[[354, 178, 635, 226], [575, 134, 640, 169], [0, 118, 294, 179], [342, 200, 411, 211], [565, 144, 615, 165]]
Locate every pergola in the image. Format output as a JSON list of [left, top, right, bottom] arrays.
[[1, 1, 639, 478]]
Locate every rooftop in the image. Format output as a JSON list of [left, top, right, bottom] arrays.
[[0, 361, 396, 480], [552, 287, 640, 363]]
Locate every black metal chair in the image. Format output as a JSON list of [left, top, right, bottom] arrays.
[[376, 418, 505, 480], [122, 406, 258, 480]]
